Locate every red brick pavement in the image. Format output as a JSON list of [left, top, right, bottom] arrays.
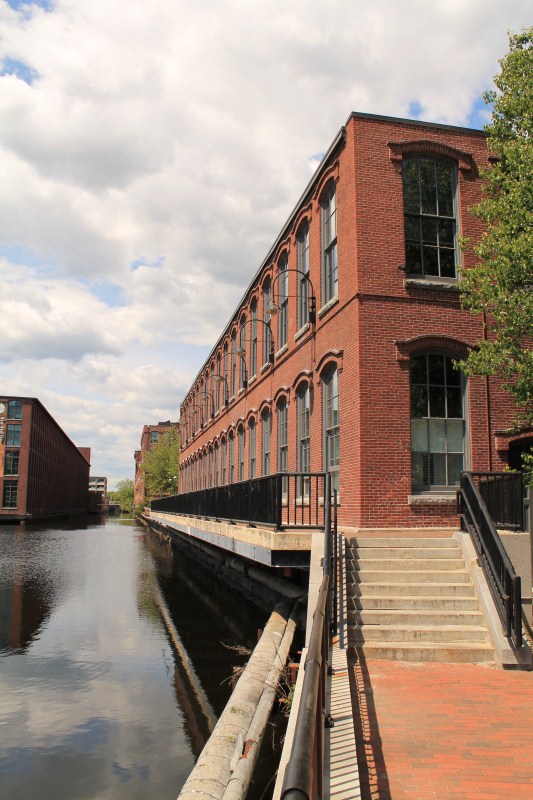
[[350, 654, 533, 800]]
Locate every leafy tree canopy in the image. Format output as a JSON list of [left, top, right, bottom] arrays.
[[112, 478, 135, 512], [142, 428, 180, 500], [460, 27, 533, 430]]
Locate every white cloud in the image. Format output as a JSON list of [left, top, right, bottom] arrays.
[[0, 0, 530, 484]]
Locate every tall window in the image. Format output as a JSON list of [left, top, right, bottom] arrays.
[[410, 353, 465, 490], [208, 448, 213, 488], [278, 253, 288, 349], [239, 317, 247, 389], [2, 480, 18, 509], [297, 220, 310, 327], [403, 158, 457, 278], [150, 431, 159, 444], [321, 181, 337, 304], [263, 278, 272, 366], [277, 399, 288, 496], [4, 451, 19, 476], [250, 301, 258, 378], [216, 354, 221, 412], [238, 427, 245, 481], [298, 385, 311, 497], [262, 410, 271, 475], [6, 424, 21, 447], [323, 367, 340, 494], [223, 343, 229, 404], [231, 331, 237, 398], [229, 433, 235, 484], [249, 420, 256, 479], [214, 444, 219, 487], [7, 400, 22, 419], [221, 439, 227, 485]]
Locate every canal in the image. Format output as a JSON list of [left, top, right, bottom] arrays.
[[0, 517, 285, 799]]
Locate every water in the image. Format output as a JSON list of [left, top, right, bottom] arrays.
[[0, 518, 281, 799]]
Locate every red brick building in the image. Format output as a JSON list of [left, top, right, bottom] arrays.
[[134, 421, 180, 507], [0, 397, 91, 522], [178, 112, 527, 532]]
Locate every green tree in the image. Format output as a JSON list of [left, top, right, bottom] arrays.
[[112, 478, 135, 512], [142, 428, 180, 500], [460, 28, 533, 472]]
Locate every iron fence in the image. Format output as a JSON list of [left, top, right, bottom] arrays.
[[469, 471, 524, 531]]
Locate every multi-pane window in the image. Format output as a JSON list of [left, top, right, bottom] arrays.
[[297, 220, 310, 327], [216, 354, 222, 412], [150, 431, 159, 444], [249, 420, 256, 479], [323, 367, 340, 494], [229, 434, 235, 484], [263, 278, 272, 365], [2, 480, 18, 509], [223, 343, 229, 404], [278, 253, 288, 349], [403, 158, 457, 278], [221, 439, 227, 485], [4, 451, 20, 476], [238, 427, 245, 482], [214, 444, 219, 486], [6, 424, 21, 447], [298, 385, 311, 496], [277, 399, 288, 496], [250, 301, 258, 378], [411, 353, 465, 490], [262, 410, 271, 475], [239, 317, 247, 389], [321, 181, 338, 304], [231, 331, 237, 398], [7, 400, 22, 419]]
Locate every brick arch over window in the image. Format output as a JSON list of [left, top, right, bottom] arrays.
[[388, 140, 475, 175], [292, 370, 313, 391], [273, 386, 291, 405], [317, 349, 343, 376], [395, 335, 473, 364]]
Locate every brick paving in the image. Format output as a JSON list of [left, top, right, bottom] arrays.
[[350, 653, 533, 800]]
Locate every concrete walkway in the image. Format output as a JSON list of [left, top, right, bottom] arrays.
[[350, 654, 533, 800]]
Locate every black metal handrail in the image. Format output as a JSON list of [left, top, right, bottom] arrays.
[[470, 471, 524, 530], [458, 471, 522, 648], [151, 472, 327, 530], [281, 481, 337, 800]]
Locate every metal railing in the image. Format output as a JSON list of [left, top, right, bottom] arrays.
[[469, 471, 524, 530], [281, 483, 338, 800], [458, 471, 522, 649], [151, 472, 327, 530]]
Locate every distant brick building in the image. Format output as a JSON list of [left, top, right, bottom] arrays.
[[178, 112, 529, 532], [134, 421, 180, 507], [0, 397, 91, 522]]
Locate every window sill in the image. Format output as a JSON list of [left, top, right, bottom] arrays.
[[294, 322, 310, 342], [408, 493, 457, 507], [318, 295, 339, 319], [260, 363, 271, 375], [248, 374, 257, 386], [404, 277, 459, 292], [275, 343, 289, 359]]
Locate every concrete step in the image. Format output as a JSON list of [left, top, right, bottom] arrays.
[[352, 538, 460, 548], [351, 623, 490, 643], [351, 557, 465, 571], [351, 594, 481, 611], [351, 608, 486, 626], [355, 641, 495, 663], [352, 546, 461, 560], [355, 569, 471, 584], [357, 581, 477, 597]]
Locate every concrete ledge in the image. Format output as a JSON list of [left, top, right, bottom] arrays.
[[455, 531, 532, 669], [408, 494, 456, 506], [148, 511, 312, 568]]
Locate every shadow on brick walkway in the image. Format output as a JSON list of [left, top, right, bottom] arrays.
[[349, 648, 533, 800]]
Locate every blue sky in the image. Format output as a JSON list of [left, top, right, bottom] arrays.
[[0, 0, 530, 487]]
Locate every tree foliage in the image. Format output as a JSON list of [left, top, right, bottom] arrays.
[[112, 478, 135, 512], [142, 428, 180, 500], [460, 27, 533, 428]]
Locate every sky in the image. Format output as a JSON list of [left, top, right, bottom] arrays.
[[0, 0, 530, 489]]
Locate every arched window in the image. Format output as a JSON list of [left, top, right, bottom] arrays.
[[262, 409, 271, 475], [214, 443, 219, 487], [277, 253, 288, 349], [297, 220, 310, 327], [228, 433, 235, 484], [238, 426, 245, 482], [410, 352, 465, 490], [403, 158, 457, 278], [239, 316, 247, 389], [321, 181, 337, 304], [250, 300, 258, 378], [249, 419, 256, 479], [297, 384, 311, 497], [263, 277, 272, 365], [221, 438, 227, 485], [323, 366, 340, 494], [231, 331, 237, 398], [277, 398, 288, 497]]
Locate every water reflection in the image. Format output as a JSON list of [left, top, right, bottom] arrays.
[[0, 519, 275, 800]]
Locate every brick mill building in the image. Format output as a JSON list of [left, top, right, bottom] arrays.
[[177, 112, 529, 533], [0, 396, 91, 522], [134, 421, 180, 507]]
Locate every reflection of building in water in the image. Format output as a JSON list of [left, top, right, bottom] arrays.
[[0, 396, 91, 522], [0, 576, 52, 652]]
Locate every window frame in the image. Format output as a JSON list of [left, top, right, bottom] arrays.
[[297, 220, 310, 328], [262, 410, 271, 475], [323, 366, 340, 495], [2, 480, 18, 509], [321, 181, 338, 305], [277, 253, 289, 349]]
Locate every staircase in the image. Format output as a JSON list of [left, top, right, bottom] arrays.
[[347, 536, 496, 663]]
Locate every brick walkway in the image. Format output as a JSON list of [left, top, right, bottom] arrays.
[[350, 654, 533, 800]]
